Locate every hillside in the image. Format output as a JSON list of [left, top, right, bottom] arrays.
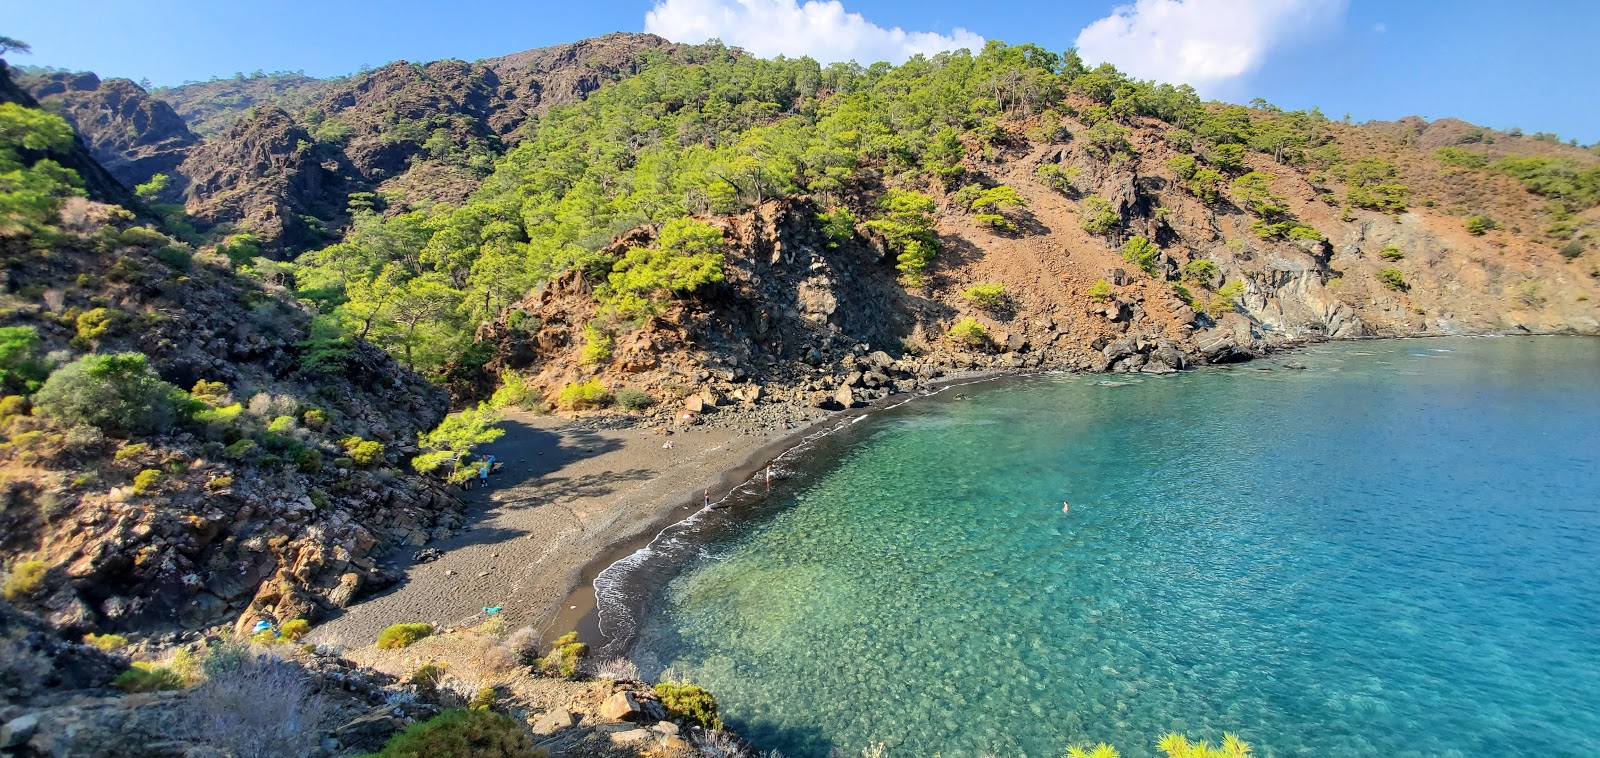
[[289, 42, 1598, 417]]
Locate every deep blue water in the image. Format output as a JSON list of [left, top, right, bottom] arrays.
[[617, 337, 1600, 757]]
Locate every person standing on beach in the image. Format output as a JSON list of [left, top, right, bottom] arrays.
[[704, 488, 711, 508]]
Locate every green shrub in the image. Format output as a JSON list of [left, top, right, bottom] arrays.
[[74, 307, 117, 345], [206, 476, 234, 491], [654, 680, 723, 729], [1466, 214, 1496, 236], [469, 686, 499, 711], [111, 662, 184, 692], [1035, 163, 1079, 193], [1207, 281, 1246, 317], [556, 380, 611, 411], [962, 282, 1006, 309], [84, 633, 128, 652], [377, 623, 433, 650], [367, 709, 541, 758], [946, 317, 988, 347], [155, 245, 192, 271], [1087, 279, 1113, 302], [1514, 281, 1546, 309], [579, 324, 613, 366], [1378, 246, 1405, 261], [1079, 194, 1121, 237], [614, 386, 655, 411], [131, 469, 161, 495], [1560, 241, 1585, 260], [1377, 268, 1408, 290], [1434, 146, 1488, 169], [1171, 283, 1196, 307], [347, 439, 385, 468], [817, 207, 857, 248], [0, 326, 48, 394], [279, 619, 312, 641], [1182, 260, 1217, 282], [224, 439, 257, 460], [1120, 236, 1161, 275], [537, 632, 588, 679], [118, 226, 170, 248], [488, 371, 534, 410], [32, 353, 183, 436], [3, 560, 47, 600], [267, 415, 295, 434], [294, 447, 323, 474], [114, 442, 149, 462], [301, 408, 329, 428]]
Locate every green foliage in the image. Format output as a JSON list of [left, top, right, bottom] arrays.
[[342, 437, 385, 468], [410, 663, 449, 689], [1207, 281, 1246, 317], [962, 282, 1006, 309], [0, 326, 47, 394], [557, 380, 611, 411], [469, 687, 499, 711], [3, 559, 47, 600], [133, 172, 171, 202], [1171, 282, 1196, 307], [947, 317, 988, 346], [1083, 121, 1133, 162], [1035, 163, 1080, 194], [1086, 279, 1113, 302], [1185, 168, 1225, 204], [605, 218, 725, 315], [131, 469, 161, 495], [488, 371, 535, 410], [111, 662, 184, 693], [1434, 147, 1487, 169], [1120, 236, 1161, 275], [1343, 158, 1410, 214], [223, 439, 257, 460], [216, 233, 263, 268], [367, 709, 542, 758], [817, 207, 857, 248], [377, 623, 434, 650], [538, 632, 588, 679], [579, 324, 613, 365], [1079, 194, 1121, 237], [1169, 154, 1198, 181], [84, 633, 128, 652], [74, 307, 117, 346], [1208, 143, 1246, 172], [0, 102, 85, 237], [1230, 172, 1286, 217], [1250, 220, 1323, 241], [32, 353, 183, 436], [654, 679, 724, 729], [968, 185, 1027, 231], [1465, 214, 1496, 235], [1375, 246, 1405, 261], [294, 447, 323, 474], [614, 386, 655, 411], [1376, 267, 1407, 291], [1491, 155, 1600, 209], [1181, 259, 1217, 282], [119, 226, 171, 248], [864, 189, 939, 284], [411, 402, 504, 479]]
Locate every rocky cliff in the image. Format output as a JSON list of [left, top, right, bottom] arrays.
[[15, 70, 199, 191]]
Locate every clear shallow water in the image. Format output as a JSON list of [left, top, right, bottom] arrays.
[[622, 337, 1600, 757]]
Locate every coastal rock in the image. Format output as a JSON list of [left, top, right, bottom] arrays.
[[532, 708, 576, 735], [600, 691, 642, 721], [833, 384, 861, 409], [1, 714, 38, 749], [332, 706, 406, 751]]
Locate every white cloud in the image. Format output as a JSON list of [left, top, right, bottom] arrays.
[[643, 0, 984, 65], [1373, 22, 1386, 34], [1074, 0, 1346, 94]]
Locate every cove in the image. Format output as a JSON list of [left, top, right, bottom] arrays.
[[618, 336, 1600, 757]]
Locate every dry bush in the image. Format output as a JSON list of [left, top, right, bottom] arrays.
[[693, 729, 747, 758], [504, 626, 540, 664], [178, 650, 330, 758], [595, 657, 640, 681]]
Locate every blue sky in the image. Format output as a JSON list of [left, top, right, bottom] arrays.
[[7, 0, 1598, 143]]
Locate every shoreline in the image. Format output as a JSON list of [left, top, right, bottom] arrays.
[[317, 332, 1575, 652]]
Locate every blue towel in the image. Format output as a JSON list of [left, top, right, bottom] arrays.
[[483, 606, 502, 614], [252, 620, 273, 634]]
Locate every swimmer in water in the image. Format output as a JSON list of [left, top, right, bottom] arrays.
[[1062, 501, 1070, 514]]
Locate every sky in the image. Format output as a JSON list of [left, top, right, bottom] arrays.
[[7, 0, 1599, 143]]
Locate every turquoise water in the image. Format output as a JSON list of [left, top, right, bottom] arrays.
[[620, 337, 1600, 757]]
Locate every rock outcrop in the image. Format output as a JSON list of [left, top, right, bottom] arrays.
[[15, 70, 199, 191]]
